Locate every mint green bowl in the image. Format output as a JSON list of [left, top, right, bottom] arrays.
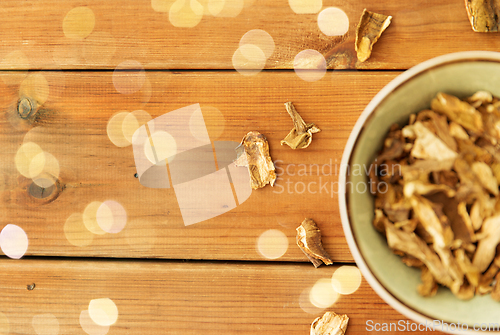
[[339, 51, 500, 334]]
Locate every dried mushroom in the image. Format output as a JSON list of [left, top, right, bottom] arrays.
[[478, 252, 500, 294], [418, 266, 438, 297], [235, 131, 276, 189], [491, 272, 500, 301], [403, 121, 458, 161], [431, 92, 483, 133], [355, 9, 392, 62], [449, 122, 470, 140], [469, 90, 493, 105], [371, 91, 500, 300], [473, 214, 500, 272], [416, 110, 457, 151], [281, 102, 321, 149], [384, 218, 456, 289], [310, 311, 349, 335], [465, 0, 500, 32], [296, 218, 333, 268], [471, 161, 499, 195], [455, 248, 480, 287]]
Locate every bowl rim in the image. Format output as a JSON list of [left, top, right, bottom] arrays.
[[338, 51, 500, 335]]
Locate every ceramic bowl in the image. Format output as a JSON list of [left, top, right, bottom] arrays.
[[339, 51, 500, 335]]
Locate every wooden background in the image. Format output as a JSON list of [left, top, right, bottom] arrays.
[[0, 0, 496, 334]]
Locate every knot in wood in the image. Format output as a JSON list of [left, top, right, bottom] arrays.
[[17, 97, 36, 119]]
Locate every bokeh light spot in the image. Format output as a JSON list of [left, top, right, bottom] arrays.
[[289, 0, 322, 14], [15, 140, 60, 188], [112, 61, 146, 95], [65, 213, 94, 247], [188, 107, 210, 142], [331, 265, 362, 295], [123, 110, 152, 144], [298, 287, 324, 314], [32, 313, 59, 335], [232, 44, 266, 76], [32, 152, 60, 188], [19, 73, 50, 104], [63, 7, 95, 39], [96, 201, 127, 234], [239, 29, 275, 59], [29, 152, 46, 181], [0, 224, 28, 259], [209, 0, 244, 17], [0, 312, 9, 335], [83, 202, 107, 235], [256, 229, 288, 259], [293, 49, 326, 82], [145, 131, 177, 164], [169, 0, 204, 28], [15, 142, 44, 178], [207, 0, 225, 16], [107, 112, 132, 148], [88, 298, 119, 327], [318, 7, 349, 36], [151, 0, 175, 12], [309, 278, 339, 308], [196, 106, 225, 140], [80, 310, 110, 335]]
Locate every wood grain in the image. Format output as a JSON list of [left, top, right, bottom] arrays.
[[0, 258, 443, 334], [0, 0, 497, 70], [0, 70, 397, 261]]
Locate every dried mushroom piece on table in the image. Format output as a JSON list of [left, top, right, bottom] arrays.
[[370, 91, 500, 300], [355, 9, 392, 62], [296, 218, 333, 268], [281, 102, 321, 149], [235, 131, 276, 189], [465, 0, 500, 32], [310, 311, 349, 335]]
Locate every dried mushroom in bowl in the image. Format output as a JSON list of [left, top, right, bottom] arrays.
[[370, 90, 500, 300]]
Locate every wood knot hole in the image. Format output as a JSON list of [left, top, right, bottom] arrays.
[[29, 182, 56, 199], [17, 98, 36, 119]]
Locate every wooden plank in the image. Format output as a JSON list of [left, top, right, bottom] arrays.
[[0, 0, 498, 70], [0, 70, 397, 261], [0, 258, 443, 334]]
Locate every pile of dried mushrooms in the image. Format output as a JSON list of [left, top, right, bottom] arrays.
[[371, 91, 500, 300]]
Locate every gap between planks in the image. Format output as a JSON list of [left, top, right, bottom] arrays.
[[2, 255, 357, 266]]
